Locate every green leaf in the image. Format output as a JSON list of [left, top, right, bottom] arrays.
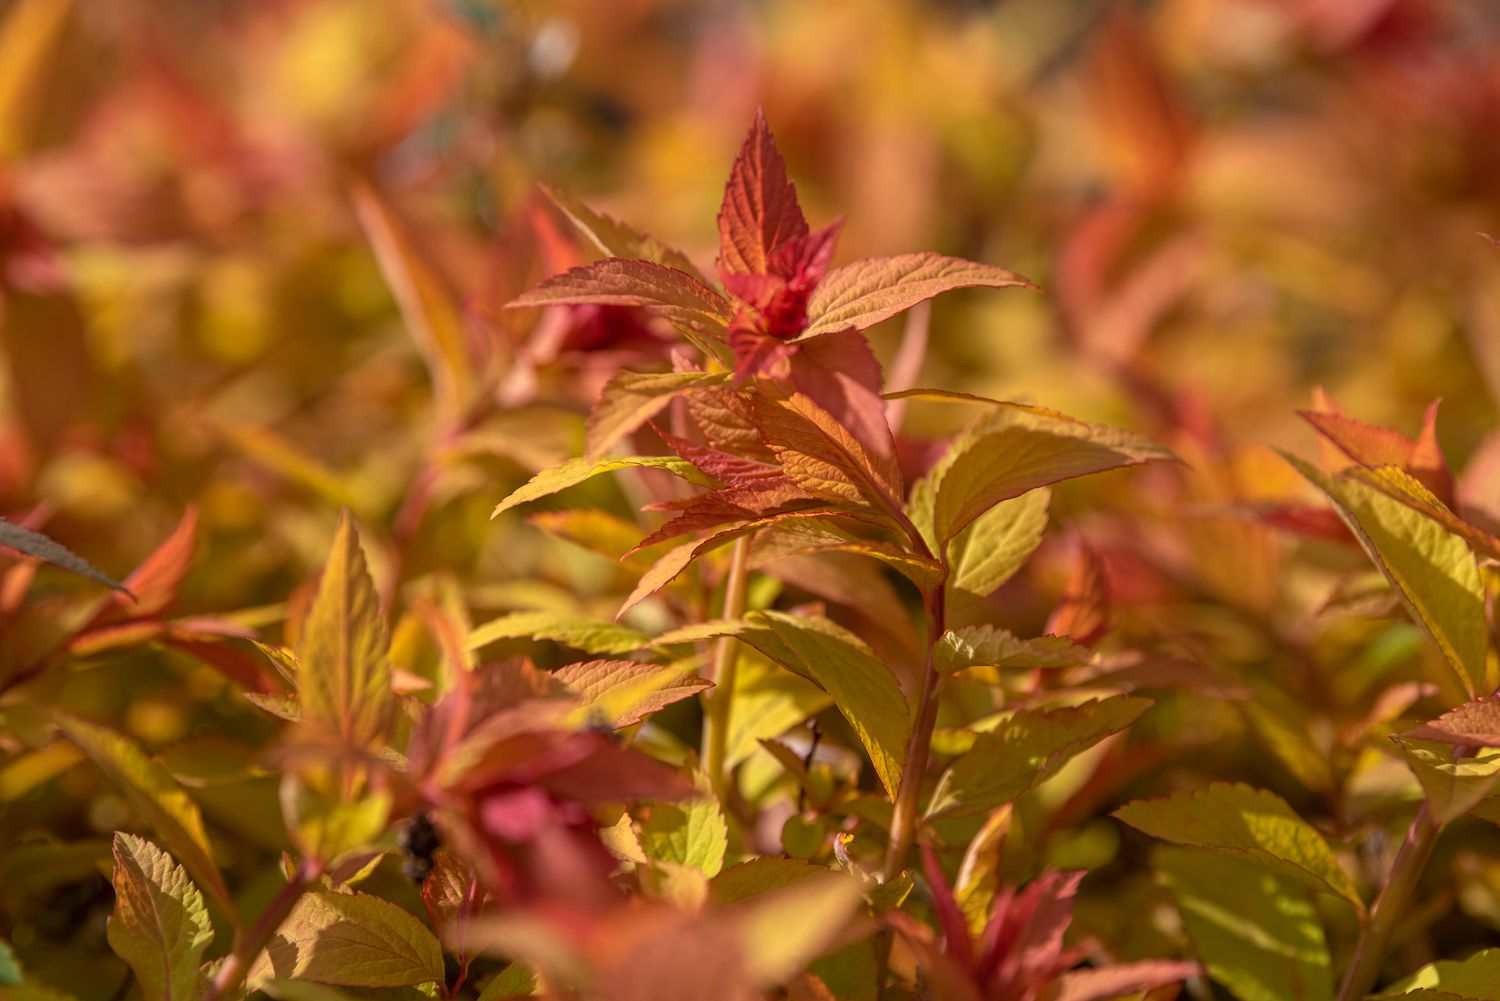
[[802, 253, 1036, 338], [552, 659, 711, 728], [0, 938, 22, 986], [664, 612, 910, 797], [709, 857, 846, 905], [1283, 453, 1488, 698], [722, 652, 832, 767], [467, 611, 649, 656], [1114, 783, 1363, 912], [585, 369, 729, 458], [105, 834, 213, 1001], [259, 980, 439, 1001], [247, 890, 445, 989], [297, 511, 394, 750], [1376, 948, 1500, 998], [0, 517, 131, 596], [931, 416, 1172, 545], [927, 696, 1149, 818], [491, 455, 712, 518], [933, 625, 1092, 675], [1156, 847, 1332, 1001], [946, 488, 1050, 604], [475, 963, 537, 1001], [281, 776, 392, 864], [640, 794, 728, 877], [50, 713, 234, 921], [1399, 741, 1500, 825]]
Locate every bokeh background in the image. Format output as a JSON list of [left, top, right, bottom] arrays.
[[5, 0, 1500, 994]]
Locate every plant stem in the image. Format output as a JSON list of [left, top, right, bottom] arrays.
[[703, 535, 751, 795], [1335, 801, 1441, 1001], [884, 588, 946, 882], [203, 859, 322, 1001]]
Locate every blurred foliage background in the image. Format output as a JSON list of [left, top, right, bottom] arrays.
[[4, 0, 1500, 995]]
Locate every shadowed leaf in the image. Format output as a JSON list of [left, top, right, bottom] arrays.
[[106, 834, 213, 1001]]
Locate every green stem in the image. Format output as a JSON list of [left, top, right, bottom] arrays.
[[203, 859, 322, 1001], [703, 535, 752, 795], [883, 587, 946, 882], [1334, 801, 1441, 1001]]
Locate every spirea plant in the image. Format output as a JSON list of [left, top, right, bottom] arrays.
[[5, 116, 1500, 1001]]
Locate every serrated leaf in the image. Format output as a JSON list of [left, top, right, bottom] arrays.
[[586, 370, 729, 459], [717, 111, 809, 277], [1399, 741, 1500, 825], [492, 455, 712, 518], [106, 834, 212, 1001], [467, 612, 649, 656], [1114, 783, 1363, 911], [1348, 465, 1500, 562], [933, 625, 1092, 675], [0, 518, 130, 596], [702, 611, 909, 797], [1404, 697, 1500, 747], [297, 512, 394, 750], [946, 488, 1050, 604], [1283, 453, 1487, 698], [640, 795, 728, 877], [553, 659, 711, 728], [51, 713, 233, 921], [932, 420, 1171, 544], [802, 252, 1036, 337], [753, 386, 904, 519], [1156, 847, 1332, 1001], [247, 891, 445, 989], [927, 696, 1149, 818], [542, 184, 707, 282], [1376, 948, 1500, 998], [506, 258, 733, 336]]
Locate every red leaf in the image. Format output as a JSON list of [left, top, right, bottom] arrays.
[[1299, 393, 1454, 505], [921, 843, 976, 973], [507, 258, 734, 336], [717, 111, 809, 277], [803, 253, 1037, 337], [768, 220, 843, 285], [1051, 960, 1198, 1001], [1046, 539, 1110, 646], [790, 329, 895, 463]]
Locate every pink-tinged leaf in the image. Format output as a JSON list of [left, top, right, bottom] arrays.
[[1299, 396, 1453, 505], [768, 220, 842, 286], [507, 258, 734, 336], [790, 329, 896, 463], [1403, 696, 1500, 748], [552, 660, 712, 727], [803, 253, 1038, 338], [540, 183, 709, 283], [730, 327, 799, 382], [983, 870, 1085, 996], [717, 111, 809, 277], [687, 387, 777, 462], [1050, 960, 1198, 1001], [754, 385, 906, 527], [1046, 540, 1110, 646], [88, 506, 198, 626], [585, 369, 729, 458], [921, 843, 976, 973]]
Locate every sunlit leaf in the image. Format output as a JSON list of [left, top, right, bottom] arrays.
[[467, 612, 649, 656], [586, 370, 729, 458], [105, 834, 213, 1001], [946, 488, 1050, 604], [934, 625, 1092, 675], [247, 891, 445, 989], [297, 512, 394, 750], [927, 696, 1149, 818], [1114, 783, 1363, 911], [492, 455, 712, 519], [1283, 453, 1487, 698], [1156, 847, 1332, 1001], [1375, 948, 1500, 998], [553, 659, 712, 728], [542, 184, 708, 282], [803, 253, 1036, 338], [717, 110, 809, 277], [507, 258, 734, 336], [640, 794, 728, 878]]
